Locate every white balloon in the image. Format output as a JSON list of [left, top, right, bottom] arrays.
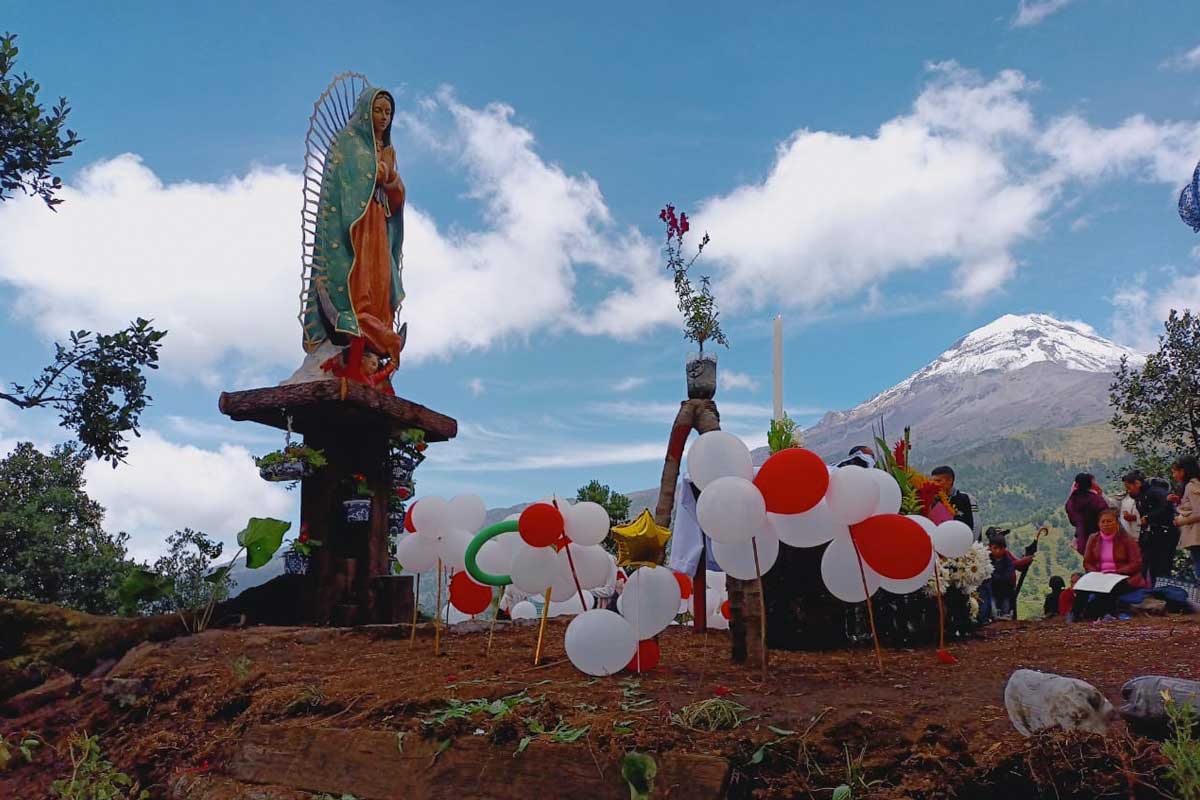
[[476, 534, 514, 577], [686, 431, 753, 490], [618, 565, 682, 639], [932, 520, 974, 558], [707, 612, 730, 630], [448, 494, 487, 533], [769, 502, 845, 548], [906, 514, 938, 535], [559, 544, 611, 590], [548, 590, 594, 617], [711, 526, 780, 580], [547, 554, 580, 601], [878, 552, 936, 594], [437, 528, 471, 573], [412, 496, 452, 540], [820, 533, 881, 602], [825, 467, 880, 526], [565, 609, 638, 676], [564, 501, 611, 546], [510, 600, 538, 620], [696, 476, 767, 544], [510, 542, 559, 593], [868, 469, 903, 516], [395, 533, 439, 573]]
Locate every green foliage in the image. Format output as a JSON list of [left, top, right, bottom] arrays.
[[2, 319, 167, 466], [0, 442, 136, 614], [0, 731, 42, 772], [230, 655, 252, 682], [140, 528, 228, 615], [1110, 309, 1200, 477], [1163, 691, 1200, 800], [51, 732, 148, 800], [660, 204, 726, 352], [422, 690, 543, 728], [238, 517, 291, 569], [768, 415, 800, 454], [1, 32, 81, 209], [254, 444, 327, 470], [621, 752, 657, 800]]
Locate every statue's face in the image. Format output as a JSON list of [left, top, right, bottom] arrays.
[[372, 95, 393, 136]]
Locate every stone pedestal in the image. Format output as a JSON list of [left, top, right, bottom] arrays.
[[219, 379, 456, 626]]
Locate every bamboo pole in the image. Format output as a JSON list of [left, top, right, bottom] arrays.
[[533, 587, 553, 665], [434, 561, 443, 657], [409, 573, 420, 648], [849, 537, 884, 673], [751, 538, 768, 679]]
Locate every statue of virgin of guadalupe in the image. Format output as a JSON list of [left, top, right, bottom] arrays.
[[293, 75, 407, 388]]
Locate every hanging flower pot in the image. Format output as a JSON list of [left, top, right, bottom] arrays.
[[259, 459, 313, 482], [391, 463, 415, 484], [393, 480, 414, 501], [685, 352, 717, 400], [388, 510, 406, 537], [284, 550, 310, 575], [254, 445, 327, 483], [344, 498, 372, 523]]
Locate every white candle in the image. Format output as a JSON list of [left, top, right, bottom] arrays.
[[772, 315, 783, 421]]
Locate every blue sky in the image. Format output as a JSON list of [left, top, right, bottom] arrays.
[[4, 0, 1200, 560]]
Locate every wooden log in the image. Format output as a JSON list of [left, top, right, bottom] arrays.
[[218, 380, 457, 442], [228, 724, 731, 800]]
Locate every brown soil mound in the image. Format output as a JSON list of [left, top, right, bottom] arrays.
[[1, 610, 1196, 798]]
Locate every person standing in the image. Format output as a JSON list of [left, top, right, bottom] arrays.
[[1171, 455, 1200, 581], [930, 466, 976, 536], [1065, 473, 1109, 555], [1123, 470, 1180, 587]]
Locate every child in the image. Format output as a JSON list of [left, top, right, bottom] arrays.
[[981, 528, 1034, 622], [1058, 572, 1081, 619], [1043, 575, 1066, 617]]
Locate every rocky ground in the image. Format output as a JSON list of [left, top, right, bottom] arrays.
[[1, 600, 1197, 798]]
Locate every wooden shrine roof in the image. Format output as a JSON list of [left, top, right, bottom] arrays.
[[218, 380, 458, 442]]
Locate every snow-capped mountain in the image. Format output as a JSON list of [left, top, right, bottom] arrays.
[[800, 313, 1142, 464]]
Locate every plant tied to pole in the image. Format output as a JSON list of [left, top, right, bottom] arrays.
[[660, 204, 726, 353]]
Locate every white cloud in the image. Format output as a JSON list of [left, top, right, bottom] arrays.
[[1011, 0, 1073, 28], [1162, 44, 1200, 71], [467, 377, 486, 397], [613, 377, 648, 392], [1191, 245, 1200, 261], [719, 370, 759, 392], [1037, 114, 1200, 184], [1110, 270, 1200, 353], [82, 430, 295, 562]]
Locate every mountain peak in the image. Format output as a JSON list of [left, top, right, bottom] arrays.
[[851, 312, 1142, 419]]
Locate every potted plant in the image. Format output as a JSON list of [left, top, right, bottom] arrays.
[[660, 204, 727, 399], [284, 523, 323, 575], [343, 472, 373, 523], [254, 443, 327, 483], [391, 429, 427, 483], [388, 494, 407, 537]]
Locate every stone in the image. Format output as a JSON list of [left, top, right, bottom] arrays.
[[1129, 597, 1168, 616], [1004, 668, 1115, 737], [104, 677, 149, 709], [1120, 676, 1200, 737]]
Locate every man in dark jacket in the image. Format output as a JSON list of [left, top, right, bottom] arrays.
[[931, 465, 976, 535], [1123, 470, 1180, 587]]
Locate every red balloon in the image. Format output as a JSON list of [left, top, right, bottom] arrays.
[[753, 448, 829, 514], [625, 639, 660, 673], [849, 514, 934, 580], [674, 572, 693, 600], [449, 571, 493, 616], [720, 599, 731, 620], [519, 503, 564, 548], [404, 501, 418, 533]]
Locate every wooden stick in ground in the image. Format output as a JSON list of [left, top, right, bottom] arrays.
[[933, 559, 947, 654], [533, 586, 553, 666], [751, 537, 768, 679], [434, 560, 443, 657], [409, 573, 420, 648], [563, 544, 589, 612], [849, 537, 884, 673], [486, 597, 500, 658]]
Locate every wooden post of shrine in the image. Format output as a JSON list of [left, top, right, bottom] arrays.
[[219, 379, 457, 626]]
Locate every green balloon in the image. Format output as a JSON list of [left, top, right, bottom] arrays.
[[464, 519, 519, 586]]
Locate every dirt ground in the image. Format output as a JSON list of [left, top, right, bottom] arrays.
[[3, 611, 1198, 798]]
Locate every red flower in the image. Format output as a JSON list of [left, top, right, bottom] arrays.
[[679, 213, 689, 235], [299, 531, 310, 544], [893, 439, 907, 469], [714, 685, 732, 697]]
